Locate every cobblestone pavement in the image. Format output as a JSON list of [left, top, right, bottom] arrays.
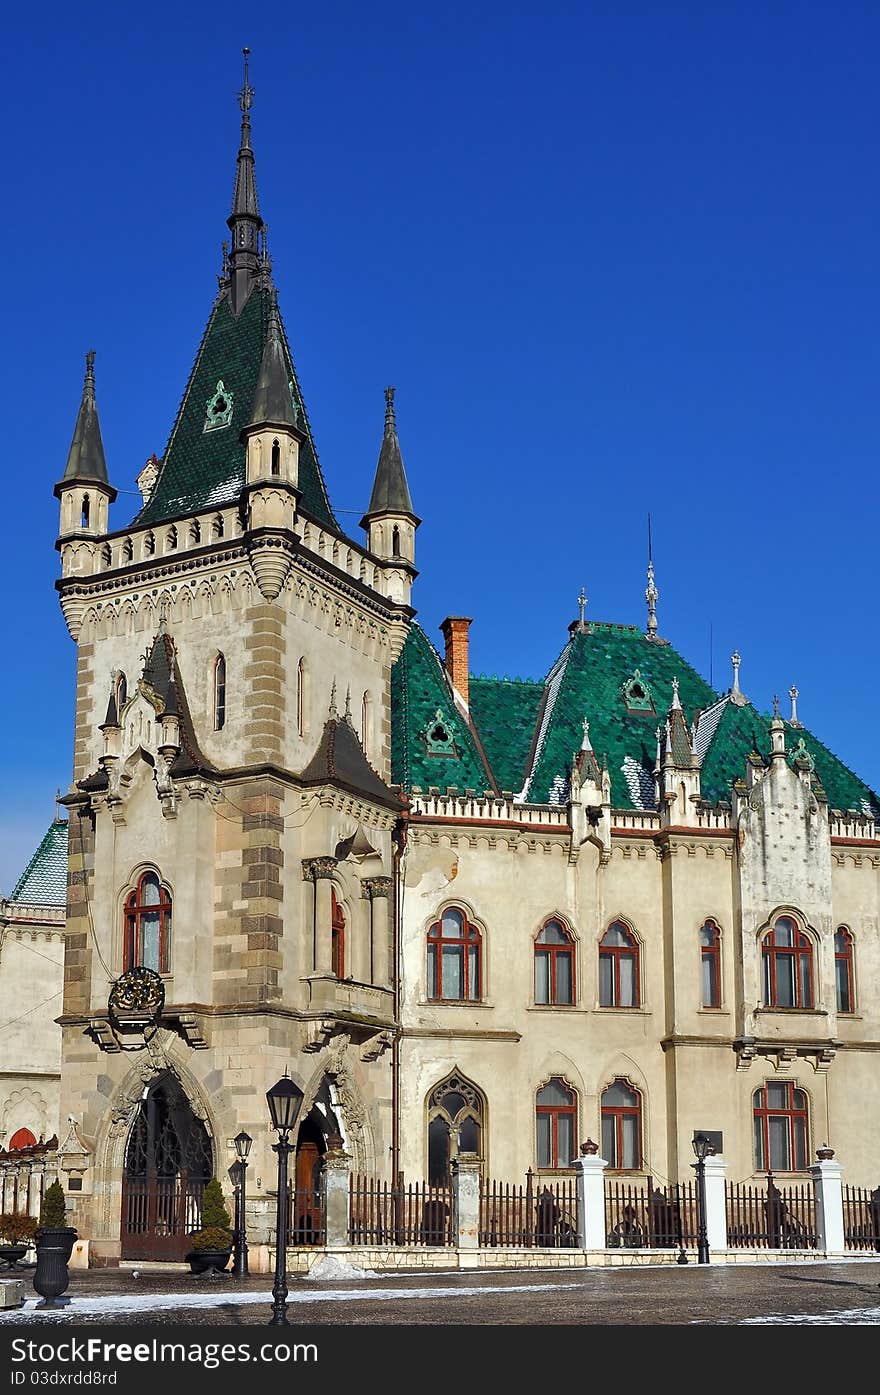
[[3, 1257, 880, 1325]]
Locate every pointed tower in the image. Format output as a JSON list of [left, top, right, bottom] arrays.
[[655, 678, 702, 822], [361, 387, 420, 604], [227, 48, 263, 316], [54, 351, 117, 545], [241, 287, 305, 598]]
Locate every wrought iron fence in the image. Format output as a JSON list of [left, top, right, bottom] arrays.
[[479, 1171, 579, 1248], [604, 1177, 698, 1249], [726, 1175, 817, 1249], [285, 1184, 326, 1247], [843, 1185, 880, 1252], [348, 1175, 453, 1247]]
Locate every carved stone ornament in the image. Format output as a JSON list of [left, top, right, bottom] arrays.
[[361, 876, 392, 900], [109, 966, 165, 1021], [324, 1033, 366, 1138], [302, 856, 338, 881]]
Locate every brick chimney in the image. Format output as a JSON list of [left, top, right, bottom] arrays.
[[439, 616, 472, 705]]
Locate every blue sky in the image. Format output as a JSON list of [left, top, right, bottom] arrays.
[[2, 1, 879, 891]]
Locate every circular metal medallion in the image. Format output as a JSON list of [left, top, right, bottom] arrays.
[[108, 966, 165, 1020]]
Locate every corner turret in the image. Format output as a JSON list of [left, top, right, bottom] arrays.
[[361, 387, 419, 604], [55, 351, 116, 546]]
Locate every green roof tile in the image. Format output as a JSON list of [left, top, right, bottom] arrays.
[[9, 820, 68, 905], [391, 625, 491, 793], [468, 676, 544, 794], [133, 287, 337, 531]]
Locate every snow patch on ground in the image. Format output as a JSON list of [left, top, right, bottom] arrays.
[[302, 1254, 378, 1281]]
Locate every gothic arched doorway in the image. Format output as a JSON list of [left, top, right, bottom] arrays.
[[121, 1075, 213, 1260], [292, 1112, 328, 1245]]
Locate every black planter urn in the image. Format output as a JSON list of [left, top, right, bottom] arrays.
[[0, 1244, 28, 1269], [33, 1228, 78, 1306], [186, 1248, 232, 1275]]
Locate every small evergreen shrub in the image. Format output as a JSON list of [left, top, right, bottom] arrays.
[[39, 1180, 67, 1229], [0, 1212, 39, 1244], [190, 1179, 232, 1251]]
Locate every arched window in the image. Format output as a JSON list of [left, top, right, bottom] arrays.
[[213, 654, 226, 731], [167, 526, 178, 551], [145, 531, 156, 556], [762, 916, 813, 1009], [700, 920, 721, 1008], [271, 439, 281, 476], [753, 1081, 809, 1171], [115, 672, 128, 712], [534, 918, 575, 1005], [212, 514, 224, 539], [122, 537, 133, 563], [361, 691, 371, 755], [599, 922, 639, 1007], [8, 1128, 37, 1151], [835, 927, 855, 1013], [81, 494, 90, 529], [124, 871, 172, 973], [426, 1072, 485, 1184], [427, 906, 481, 1002], [296, 657, 307, 737], [601, 1079, 643, 1170], [101, 542, 112, 568], [331, 889, 345, 979], [392, 524, 401, 556], [536, 1077, 577, 1170]]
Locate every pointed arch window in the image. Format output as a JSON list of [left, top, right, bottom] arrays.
[[115, 672, 128, 713], [700, 920, 722, 1008], [534, 918, 575, 1005], [536, 1077, 577, 1170], [361, 691, 371, 756], [124, 871, 172, 973], [762, 916, 813, 1009], [296, 657, 308, 737], [753, 1081, 809, 1171], [601, 1079, 643, 1170], [427, 1072, 485, 1184], [331, 889, 345, 979], [427, 906, 481, 1002], [834, 927, 855, 1013], [599, 922, 640, 1007], [213, 654, 226, 731], [271, 439, 281, 476], [392, 525, 401, 557]]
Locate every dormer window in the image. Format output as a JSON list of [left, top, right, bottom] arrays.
[[622, 670, 655, 714], [421, 709, 458, 758], [203, 379, 234, 432]]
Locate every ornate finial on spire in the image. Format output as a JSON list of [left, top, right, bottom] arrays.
[[329, 680, 337, 718], [344, 686, 352, 721], [581, 717, 592, 751], [239, 46, 254, 116], [645, 514, 659, 639], [84, 349, 96, 400], [55, 787, 63, 821], [575, 587, 588, 633], [730, 650, 747, 706], [789, 685, 801, 727], [772, 693, 780, 718], [384, 385, 396, 430], [671, 677, 681, 710]]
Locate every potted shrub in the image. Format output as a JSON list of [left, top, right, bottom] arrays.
[[33, 1181, 78, 1307], [186, 1179, 233, 1274], [0, 1212, 38, 1268]]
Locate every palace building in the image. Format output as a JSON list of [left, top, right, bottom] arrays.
[[40, 61, 880, 1264]]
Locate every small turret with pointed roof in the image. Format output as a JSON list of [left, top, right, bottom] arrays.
[[361, 387, 420, 602], [249, 288, 299, 432], [55, 350, 116, 539]]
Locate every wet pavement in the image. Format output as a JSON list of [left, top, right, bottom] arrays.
[[3, 1256, 880, 1325]]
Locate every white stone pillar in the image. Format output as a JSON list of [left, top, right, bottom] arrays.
[[364, 878, 392, 988], [702, 1155, 728, 1251], [451, 1154, 482, 1250], [808, 1147, 845, 1254], [304, 858, 336, 974], [322, 1147, 351, 1248], [573, 1146, 609, 1250]]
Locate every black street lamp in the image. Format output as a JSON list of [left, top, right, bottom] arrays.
[[692, 1131, 714, 1265], [266, 1074, 304, 1326], [228, 1130, 252, 1278]]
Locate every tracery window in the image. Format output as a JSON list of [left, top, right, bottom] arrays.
[[534, 919, 575, 1005], [834, 927, 855, 1013], [599, 922, 640, 1007], [536, 1077, 577, 1170], [601, 1079, 643, 1170], [427, 906, 481, 1002], [426, 1072, 485, 1185], [762, 916, 813, 1009], [123, 871, 172, 974], [753, 1081, 809, 1171]]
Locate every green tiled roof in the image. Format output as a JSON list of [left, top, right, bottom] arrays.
[[9, 820, 68, 905], [468, 676, 544, 794], [133, 287, 337, 530], [527, 625, 717, 806], [390, 625, 491, 792]]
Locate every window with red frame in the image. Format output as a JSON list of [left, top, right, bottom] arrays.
[[601, 1078, 643, 1170], [331, 889, 345, 979], [535, 919, 575, 1005], [753, 1081, 809, 1171], [599, 922, 639, 1007], [762, 916, 813, 1008], [8, 1128, 36, 1151], [427, 907, 481, 1001], [834, 927, 855, 1013], [536, 1077, 577, 1169], [124, 871, 171, 973], [700, 920, 722, 1008]]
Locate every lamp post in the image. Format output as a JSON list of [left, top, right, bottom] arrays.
[[266, 1074, 304, 1327], [692, 1131, 713, 1265], [228, 1130, 252, 1278]]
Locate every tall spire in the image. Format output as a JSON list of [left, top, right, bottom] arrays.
[[362, 387, 417, 522], [227, 47, 264, 315], [645, 512, 659, 640], [55, 351, 115, 497], [250, 288, 297, 428]]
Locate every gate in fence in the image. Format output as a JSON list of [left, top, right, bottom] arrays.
[[725, 1173, 817, 1249]]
